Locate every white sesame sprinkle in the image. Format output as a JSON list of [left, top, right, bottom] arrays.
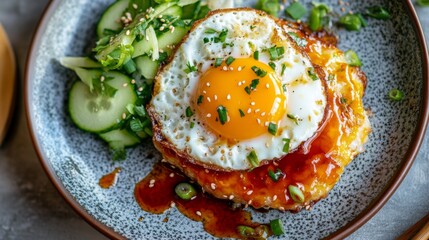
[[122, 113, 127, 119], [229, 67, 234, 71], [279, 207, 285, 211], [247, 190, 253, 195], [191, 196, 197, 200], [123, 83, 128, 87], [227, 94, 231, 100], [265, 122, 269, 126], [261, 112, 266, 116], [131, 79, 136, 84], [238, 82, 242, 86], [254, 109, 260, 113], [139, 18, 145, 22], [207, 113, 212, 118], [196, 211, 202, 216], [229, 195, 234, 200], [100, 76, 105, 82], [149, 184, 154, 188], [248, 200, 253, 205], [145, 14, 150, 19], [126, 30, 131, 35], [161, 159, 167, 162], [160, 26, 165, 31], [266, 83, 270, 88], [170, 202, 176, 208], [265, 142, 270, 147], [203, 90, 207, 94], [161, 18, 166, 23], [214, 95, 218, 100], [149, 179, 155, 184], [273, 195, 278, 201], [211, 183, 216, 190], [206, 82, 210, 87], [169, 173, 174, 178], [257, 118, 261, 124], [145, 34, 149, 41], [132, 3, 138, 9], [223, 66, 228, 71], [138, 87, 143, 92], [238, 66, 242, 71], [247, 108, 252, 114], [207, 97, 211, 102], [251, 102, 255, 106], [158, 14, 163, 18]]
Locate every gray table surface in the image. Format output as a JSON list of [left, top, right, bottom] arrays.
[[0, 1, 428, 239]]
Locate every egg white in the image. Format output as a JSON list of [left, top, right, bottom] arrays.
[[150, 9, 327, 170]]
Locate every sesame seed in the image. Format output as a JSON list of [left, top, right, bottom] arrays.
[[145, 35, 149, 41], [238, 66, 242, 71], [169, 173, 174, 178], [161, 159, 167, 162], [126, 30, 131, 35], [227, 94, 231, 100], [214, 95, 218, 100], [170, 202, 176, 208], [138, 87, 143, 92], [229, 195, 234, 200], [238, 82, 242, 86], [265, 122, 269, 126], [145, 14, 150, 19], [131, 79, 136, 84], [273, 195, 278, 201], [248, 200, 253, 205], [265, 142, 269, 147], [139, 18, 145, 22], [247, 190, 253, 195], [161, 18, 166, 23], [279, 207, 285, 211], [207, 97, 211, 102], [122, 113, 127, 119], [266, 83, 270, 88], [229, 67, 234, 71], [205, 169, 209, 173], [247, 108, 252, 114], [211, 183, 216, 190], [160, 26, 165, 31], [223, 66, 228, 71], [191, 196, 197, 200], [150, 179, 155, 184], [257, 118, 261, 124], [250, 102, 255, 106], [261, 112, 266, 116], [254, 109, 260, 113], [123, 83, 128, 87], [158, 14, 163, 18], [149, 184, 154, 188], [196, 211, 202, 216], [207, 113, 212, 118], [206, 82, 210, 87], [203, 90, 207, 94], [132, 3, 138, 9]]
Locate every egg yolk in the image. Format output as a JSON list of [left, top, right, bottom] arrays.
[[193, 58, 286, 140]]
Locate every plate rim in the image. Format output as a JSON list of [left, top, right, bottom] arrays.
[[24, 0, 429, 239]]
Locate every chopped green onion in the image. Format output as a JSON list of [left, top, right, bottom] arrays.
[[239, 109, 245, 117], [247, 150, 259, 168], [357, 14, 368, 27], [256, 0, 281, 17], [215, 58, 223, 67], [197, 95, 203, 105], [226, 56, 235, 66], [282, 138, 290, 153], [308, 67, 319, 81], [175, 183, 197, 200], [254, 51, 260, 60], [417, 0, 429, 6], [309, 7, 322, 31], [388, 89, 405, 101], [312, 2, 331, 12], [186, 106, 194, 117], [287, 114, 299, 125], [268, 122, 278, 135], [282, 84, 287, 92], [190, 122, 195, 129], [268, 169, 284, 182], [205, 28, 217, 34], [244, 86, 251, 95], [340, 97, 348, 105], [344, 50, 362, 67], [203, 37, 210, 43], [237, 226, 255, 238], [288, 185, 304, 203], [250, 25, 257, 30], [218, 29, 228, 43], [269, 219, 285, 236], [328, 74, 335, 81], [185, 61, 198, 73], [250, 79, 260, 90], [339, 14, 362, 31], [365, 6, 391, 20], [281, 63, 287, 76], [268, 62, 276, 70], [217, 105, 228, 125], [123, 59, 137, 74], [288, 32, 308, 47], [251, 66, 267, 77], [268, 46, 285, 60], [286, 2, 307, 20]]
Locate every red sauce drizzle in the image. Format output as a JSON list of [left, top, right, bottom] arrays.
[[99, 167, 121, 189]]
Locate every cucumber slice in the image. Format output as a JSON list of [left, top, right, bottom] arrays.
[[68, 71, 137, 133], [97, 0, 130, 38], [135, 55, 160, 79], [160, 5, 183, 18], [60, 57, 102, 70], [99, 129, 141, 148], [132, 26, 189, 57]]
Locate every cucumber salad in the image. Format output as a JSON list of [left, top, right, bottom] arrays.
[[61, 0, 215, 160]]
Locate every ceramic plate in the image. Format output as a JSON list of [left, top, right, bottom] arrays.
[[25, 0, 429, 239]]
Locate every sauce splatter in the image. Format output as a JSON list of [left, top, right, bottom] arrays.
[[99, 167, 121, 189]]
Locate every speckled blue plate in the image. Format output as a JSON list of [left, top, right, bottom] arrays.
[[25, 0, 429, 239]]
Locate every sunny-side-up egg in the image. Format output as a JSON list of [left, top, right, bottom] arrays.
[[149, 9, 327, 170]]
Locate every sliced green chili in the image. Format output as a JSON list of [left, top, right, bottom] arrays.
[[217, 105, 228, 125], [388, 89, 405, 101], [285, 2, 307, 20], [339, 14, 362, 31], [344, 50, 362, 67], [270, 219, 285, 236], [365, 6, 391, 20], [282, 138, 291, 153], [175, 183, 197, 200], [247, 150, 259, 168], [288, 185, 304, 203]]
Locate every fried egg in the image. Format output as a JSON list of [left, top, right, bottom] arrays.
[[150, 9, 327, 170]]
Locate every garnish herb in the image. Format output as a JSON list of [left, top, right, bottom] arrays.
[[185, 106, 194, 117], [268, 168, 284, 182], [365, 6, 391, 20], [340, 97, 348, 105], [256, 0, 281, 17], [251, 66, 267, 77], [239, 109, 245, 117], [270, 219, 285, 236], [226, 56, 235, 66], [308, 67, 319, 81], [129, 118, 145, 132], [203, 37, 210, 43], [286, 2, 307, 20], [197, 95, 203, 105], [214, 58, 223, 67], [328, 74, 335, 81], [190, 122, 195, 129], [282, 84, 287, 92], [287, 114, 299, 125], [250, 25, 257, 30], [254, 51, 260, 60], [268, 46, 285, 60], [288, 32, 308, 47], [205, 28, 217, 34], [339, 14, 363, 31], [388, 89, 405, 101], [268, 122, 278, 135], [175, 182, 197, 200], [245, 86, 251, 95], [282, 138, 291, 153], [250, 79, 260, 90], [217, 105, 228, 125], [281, 63, 287, 76], [309, 2, 331, 31], [344, 50, 362, 67], [247, 150, 259, 168], [268, 62, 276, 70], [91, 76, 118, 98], [185, 61, 198, 73], [288, 185, 305, 203], [237, 226, 256, 238]]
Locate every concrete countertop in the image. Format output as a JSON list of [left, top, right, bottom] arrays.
[[0, 1, 427, 239]]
